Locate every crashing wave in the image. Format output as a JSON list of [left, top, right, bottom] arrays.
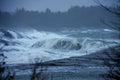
[[32, 38, 81, 50], [0, 29, 24, 39], [52, 39, 81, 50], [0, 29, 119, 64]]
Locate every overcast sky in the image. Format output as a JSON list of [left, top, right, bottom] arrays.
[[0, 0, 118, 12]]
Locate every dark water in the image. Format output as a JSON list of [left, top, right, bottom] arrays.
[[14, 66, 107, 80]]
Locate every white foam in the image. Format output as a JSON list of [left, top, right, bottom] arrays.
[[0, 29, 119, 64]]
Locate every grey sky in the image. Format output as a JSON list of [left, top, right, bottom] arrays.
[[0, 0, 117, 12]]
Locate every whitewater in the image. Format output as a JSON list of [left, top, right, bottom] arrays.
[[0, 29, 119, 64]]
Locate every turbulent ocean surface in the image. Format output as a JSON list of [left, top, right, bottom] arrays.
[[0, 28, 119, 64]]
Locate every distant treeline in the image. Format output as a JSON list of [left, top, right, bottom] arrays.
[[0, 6, 115, 30]]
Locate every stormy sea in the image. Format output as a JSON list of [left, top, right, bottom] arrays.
[[0, 28, 119, 80]]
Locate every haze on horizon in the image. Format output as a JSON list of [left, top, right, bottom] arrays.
[[0, 0, 117, 12]]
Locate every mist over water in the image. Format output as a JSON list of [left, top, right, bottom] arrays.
[[0, 1, 120, 80], [0, 6, 119, 64]]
